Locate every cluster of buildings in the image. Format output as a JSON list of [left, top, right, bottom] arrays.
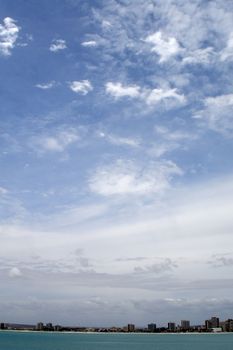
[[148, 317, 233, 333], [1, 316, 233, 333]]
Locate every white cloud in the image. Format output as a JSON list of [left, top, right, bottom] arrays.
[[47, 204, 108, 229], [220, 32, 233, 62], [109, 136, 139, 148], [1, 0, 233, 325], [49, 39, 67, 52], [105, 82, 185, 107], [1, 175, 233, 325], [0, 187, 8, 195], [147, 125, 198, 159], [205, 94, 233, 108], [9, 267, 22, 278], [88, 159, 182, 196], [105, 82, 140, 99], [199, 94, 233, 136], [101, 20, 112, 29], [154, 125, 197, 142], [147, 143, 175, 158], [35, 81, 56, 90], [92, 0, 233, 69], [41, 137, 64, 152], [145, 88, 186, 106], [69, 80, 93, 95], [81, 40, 97, 47], [0, 17, 20, 56], [34, 129, 79, 153], [98, 132, 140, 148], [182, 47, 215, 65], [145, 31, 182, 62]]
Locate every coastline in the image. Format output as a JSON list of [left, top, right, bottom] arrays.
[[0, 329, 231, 335]]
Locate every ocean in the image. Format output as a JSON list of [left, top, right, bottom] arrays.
[[0, 331, 233, 350]]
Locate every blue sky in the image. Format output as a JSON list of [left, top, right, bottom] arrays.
[[0, 0, 233, 327]]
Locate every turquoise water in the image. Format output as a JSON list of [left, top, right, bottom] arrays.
[[0, 331, 233, 350]]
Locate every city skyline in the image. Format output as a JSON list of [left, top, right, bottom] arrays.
[[1, 314, 233, 333], [0, 0, 233, 326]]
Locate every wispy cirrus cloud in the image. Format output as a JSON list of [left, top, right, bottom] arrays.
[[182, 47, 215, 65], [147, 125, 199, 158], [0, 187, 8, 195], [35, 81, 56, 89], [81, 40, 97, 47], [220, 32, 233, 62], [98, 131, 140, 148], [32, 129, 80, 153], [154, 125, 198, 142], [198, 94, 233, 136], [0, 17, 20, 56]]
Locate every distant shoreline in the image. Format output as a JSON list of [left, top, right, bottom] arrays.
[[0, 329, 231, 335]]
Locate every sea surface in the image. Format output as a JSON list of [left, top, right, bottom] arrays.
[[0, 331, 233, 350]]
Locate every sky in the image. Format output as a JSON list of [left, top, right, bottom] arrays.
[[0, 0, 233, 327]]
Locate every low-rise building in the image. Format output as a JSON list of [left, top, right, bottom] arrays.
[[212, 328, 222, 333]]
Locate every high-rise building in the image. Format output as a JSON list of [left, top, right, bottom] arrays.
[[46, 323, 53, 331], [181, 320, 190, 330], [36, 322, 44, 331], [168, 322, 176, 332], [205, 317, 219, 330], [0, 323, 5, 330], [148, 323, 157, 332], [127, 324, 135, 332], [222, 319, 233, 332], [210, 317, 219, 328]]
